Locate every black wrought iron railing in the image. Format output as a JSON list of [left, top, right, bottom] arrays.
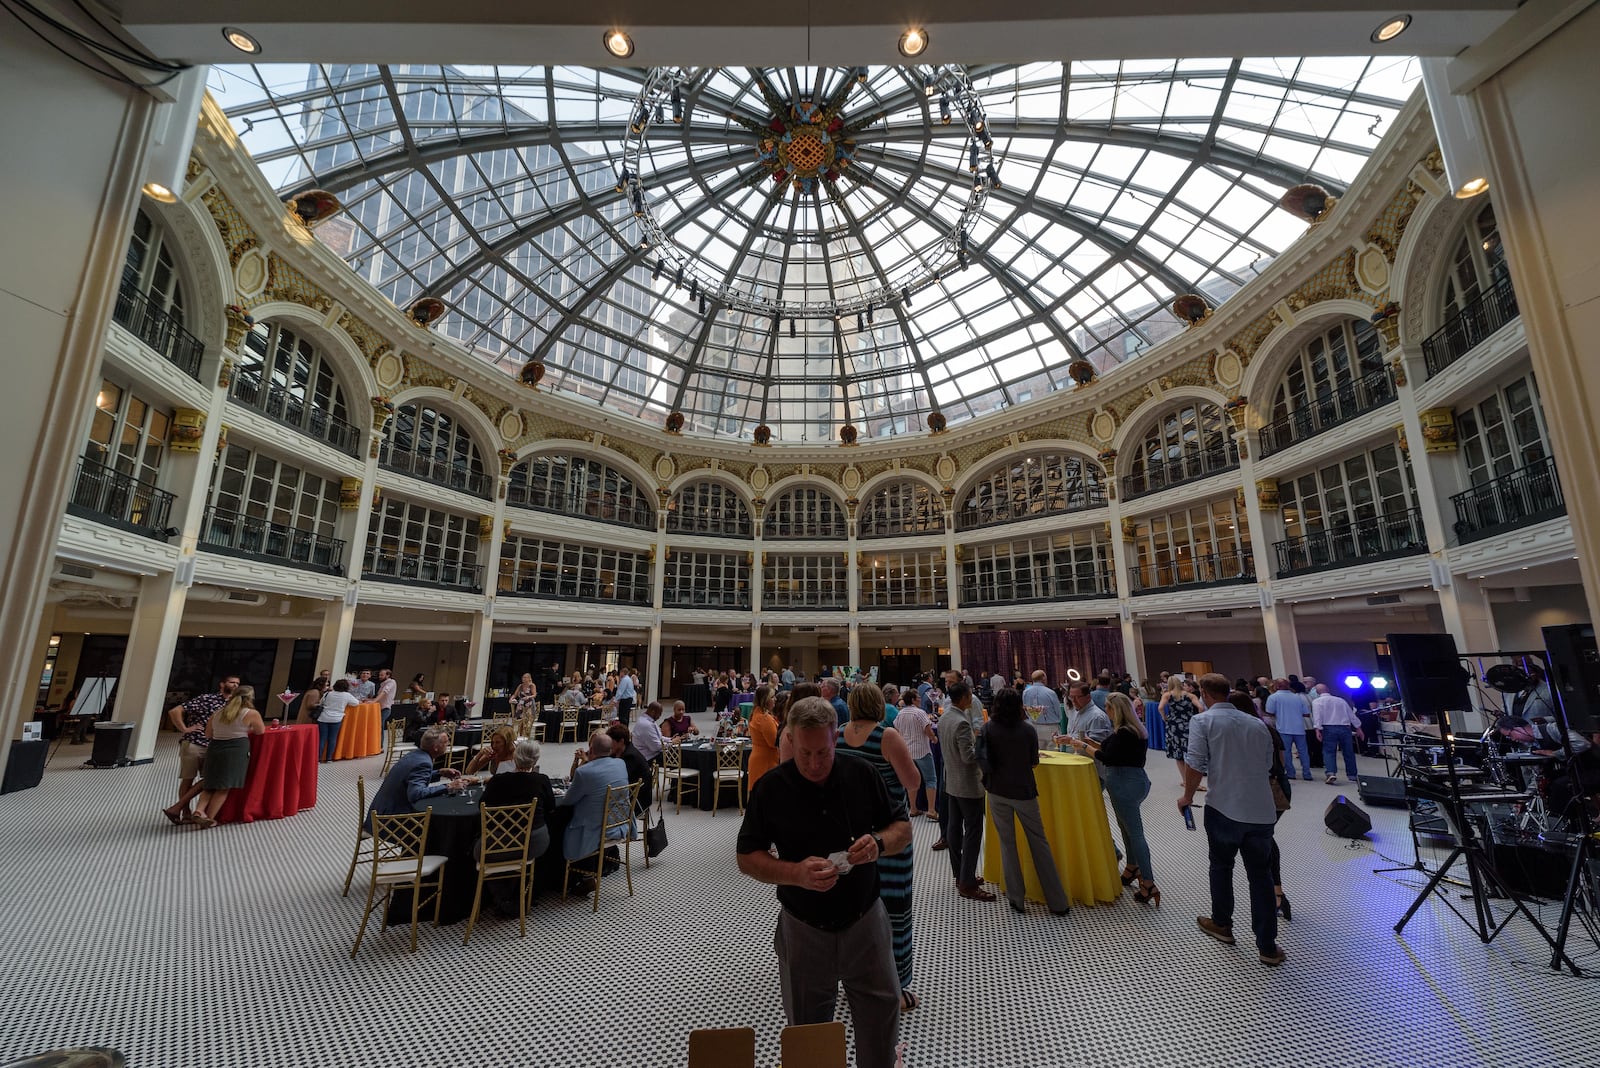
[[227, 374, 362, 456], [860, 590, 949, 610], [199, 506, 345, 573], [505, 484, 654, 530], [362, 549, 483, 591], [956, 485, 1108, 531], [1258, 366, 1397, 458], [1423, 276, 1519, 378], [1273, 507, 1426, 577], [66, 455, 175, 538], [763, 588, 852, 610], [377, 444, 494, 499], [663, 587, 754, 609], [1128, 549, 1255, 595], [1451, 456, 1565, 544], [960, 571, 1117, 606], [1121, 441, 1239, 500], [111, 283, 204, 379], [498, 572, 652, 605]]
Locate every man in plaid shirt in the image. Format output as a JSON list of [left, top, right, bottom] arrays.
[[161, 674, 239, 824]]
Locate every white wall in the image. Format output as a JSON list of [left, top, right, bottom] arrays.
[[1490, 584, 1591, 651]]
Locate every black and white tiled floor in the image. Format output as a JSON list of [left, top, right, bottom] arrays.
[[2, 728, 1596, 1067]]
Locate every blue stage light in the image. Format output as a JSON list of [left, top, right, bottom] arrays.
[[1343, 674, 1364, 689]]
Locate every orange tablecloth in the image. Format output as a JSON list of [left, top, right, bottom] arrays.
[[217, 725, 318, 823], [982, 750, 1121, 906], [333, 701, 383, 760]]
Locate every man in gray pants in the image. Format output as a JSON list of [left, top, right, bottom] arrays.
[[940, 679, 996, 901], [737, 698, 913, 1068]]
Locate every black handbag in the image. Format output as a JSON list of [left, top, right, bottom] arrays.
[[645, 814, 668, 858]]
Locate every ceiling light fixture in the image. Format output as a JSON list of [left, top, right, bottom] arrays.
[[902, 287, 912, 307], [898, 28, 928, 57], [604, 30, 635, 58], [221, 26, 262, 54], [142, 182, 177, 203], [1371, 14, 1412, 43]]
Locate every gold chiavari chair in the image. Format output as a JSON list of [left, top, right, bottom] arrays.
[[562, 780, 642, 913], [661, 739, 699, 814], [559, 705, 581, 743], [350, 809, 447, 957], [381, 719, 414, 774], [711, 740, 745, 816], [341, 775, 374, 896], [463, 800, 538, 944]]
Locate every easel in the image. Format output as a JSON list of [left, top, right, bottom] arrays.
[[49, 676, 115, 763]]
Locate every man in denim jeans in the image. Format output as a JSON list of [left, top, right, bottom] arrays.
[[1179, 672, 1284, 966]]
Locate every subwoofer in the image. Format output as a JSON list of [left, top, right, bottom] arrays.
[[1324, 795, 1372, 839], [1542, 623, 1600, 734], [1386, 632, 1472, 714]]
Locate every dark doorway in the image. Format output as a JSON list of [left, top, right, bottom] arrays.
[[286, 638, 319, 691], [166, 637, 278, 709], [490, 643, 569, 698]]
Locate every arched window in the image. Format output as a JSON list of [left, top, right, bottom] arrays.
[[380, 403, 491, 498], [667, 481, 752, 539], [364, 495, 483, 591], [763, 486, 847, 540], [499, 534, 652, 604], [956, 452, 1106, 531], [116, 208, 202, 377], [201, 441, 345, 572], [506, 454, 655, 530], [1127, 496, 1251, 593], [1124, 401, 1236, 499], [1425, 201, 1516, 376], [1259, 319, 1391, 456], [232, 322, 360, 455], [861, 481, 945, 538]]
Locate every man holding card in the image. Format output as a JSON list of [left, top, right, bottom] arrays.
[[737, 697, 912, 1068]]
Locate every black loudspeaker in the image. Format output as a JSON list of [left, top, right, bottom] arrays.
[[1386, 632, 1472, 713], [1542, 623, 1600, 734], [1324, 795, 1372, 839], [1357, 775, 1409, 808]]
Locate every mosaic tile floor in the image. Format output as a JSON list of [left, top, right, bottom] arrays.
[[1, 727, 1596, 1067]]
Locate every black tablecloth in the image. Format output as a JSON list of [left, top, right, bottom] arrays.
[[480, 696, 512, 717], [387, 794, 481, 926], [671, 741, 750, 812], [2, 740, 47, 794], [683, 684, 710, 716]]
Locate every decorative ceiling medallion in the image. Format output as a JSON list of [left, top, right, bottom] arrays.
[[618, 65, 995, 318]]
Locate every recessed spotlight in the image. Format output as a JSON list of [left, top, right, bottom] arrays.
[[1371, 14, 1412, 43], [142, 182, 177, 203], [603, 29, 635, 58], [222, 26, 261, 54], [898, 27, 929, 57], [1456, 176, 1489, 198]]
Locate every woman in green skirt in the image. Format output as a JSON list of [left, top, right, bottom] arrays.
[[191, 686, 265, 828]]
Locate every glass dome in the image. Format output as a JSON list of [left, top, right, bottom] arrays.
[[211, 59, 1416, 442]]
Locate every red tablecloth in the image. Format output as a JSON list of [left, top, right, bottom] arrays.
[[217, 725, 319, 824], [333, 702, 383, 760]]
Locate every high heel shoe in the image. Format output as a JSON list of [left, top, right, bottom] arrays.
[[1276, 891, 1291, 922], [1134, 880, 1161, 907], [1119, 864, 1140, 886]]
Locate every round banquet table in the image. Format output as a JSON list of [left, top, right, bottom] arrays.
[[332, 702, 383, 760], [386, 792, 482, 926], [216, 725, 318, 824], [670, 738, 751, 811], [683, 683, 710, 716], [982, 750, 1121, 906]]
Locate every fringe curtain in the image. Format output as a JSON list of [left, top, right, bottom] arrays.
[[959, 628, 1125, 683]]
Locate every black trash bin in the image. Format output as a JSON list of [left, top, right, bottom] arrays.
[[88, 722, 134, 767]]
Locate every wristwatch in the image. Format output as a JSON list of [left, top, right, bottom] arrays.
[[871, 833, 886, 857]]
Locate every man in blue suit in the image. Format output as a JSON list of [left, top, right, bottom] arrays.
[[367, 727, 465, 829], [556, 730, 630, 860]]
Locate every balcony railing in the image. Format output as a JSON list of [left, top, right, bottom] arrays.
[[663, 587, 753, 609], [499, 574, 651, 605], [956, 484, 1108, 531], [961, 572, 1117, 606], [1273, 507, 1426, 578], [1451, 455, 1565, 544], [1122, 440, 1239, 500], [66, 455, 175, 538], [111, 283, 203, 380], [505, 484, 654, 530], [1423, 276, 1519, 378], [860, 591, 949, 610], [377, 444, 494, 499], [199, 506, 345, 573], [227, 374, 362, 456], [1128, 549, 1255, 595], [362, 548, 483, 592], [763, 588, 851, 610], [1258, 366, 1397, 458]]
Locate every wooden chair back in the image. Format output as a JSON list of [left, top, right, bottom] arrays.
[[780, 1022, 847, 1068], [686, 1027, 755, 1068]]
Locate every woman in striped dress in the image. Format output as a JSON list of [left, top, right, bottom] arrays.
[[838, 682, 924, 1011]]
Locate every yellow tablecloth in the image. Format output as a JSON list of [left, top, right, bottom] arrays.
[[333, 701, 383, 760], [982, 750, 1121, 906]]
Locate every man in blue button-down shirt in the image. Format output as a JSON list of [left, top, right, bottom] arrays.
[[367, 727, 465, 829], [1180, 673, 1283, 966]]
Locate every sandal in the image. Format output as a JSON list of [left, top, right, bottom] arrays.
[[191, 814, 217, 829], [899, 989, 920, 1011], [162, 807, 184, 826], [1119, 864, 1140, 886], [1134, 880, 1161, 907]]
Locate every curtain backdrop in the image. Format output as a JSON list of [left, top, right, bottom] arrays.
[[959, 628, 1124, 684]]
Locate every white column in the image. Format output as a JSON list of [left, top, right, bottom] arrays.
[[464, 604, 494, 702], [750, 620, 763, 678], [1262, 596, 1303, 679], [318, 595, 357, 679], [125, 571, 191, 761], [848, 620, 861, 671], [1435, 567, 1500, 656], [947, 612, 963, 672], [645, 616, 662, 704], [1120, 612, 1145, 682]]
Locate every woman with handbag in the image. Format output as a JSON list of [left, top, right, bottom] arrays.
[[1077, 692, 1160, 906]]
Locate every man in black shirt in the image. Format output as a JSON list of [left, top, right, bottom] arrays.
[[737, 697, 912, 1068]]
